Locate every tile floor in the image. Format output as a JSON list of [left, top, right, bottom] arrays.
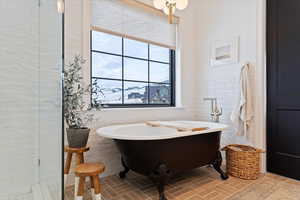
[[65, 167, 300, 200]]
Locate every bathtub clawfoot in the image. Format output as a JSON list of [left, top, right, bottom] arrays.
[[212, 151, 229, 180], [119, 157, 130, 179], [158, 184, 167, 200], [150, 164, 170, 200]]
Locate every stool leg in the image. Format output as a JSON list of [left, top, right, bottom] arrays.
[[76, 153, 84, 165], [76, 176, 85, 200], [93, 175, 101, 200], [64, 152, 73, 190], [81, 153, 85, 163], [90, 176, 95, 200], [74, 176, 80, 200]]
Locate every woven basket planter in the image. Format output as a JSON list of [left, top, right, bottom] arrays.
[[221, 144, 265, 180]]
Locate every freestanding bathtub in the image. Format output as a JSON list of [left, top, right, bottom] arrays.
[[97, 121, 228, 200]]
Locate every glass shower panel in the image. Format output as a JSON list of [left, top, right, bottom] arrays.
[[0, 0, 63, 199], [0, 0, 39, 197], [39, 0, 63, 199]]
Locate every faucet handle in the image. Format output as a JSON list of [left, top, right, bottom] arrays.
[[217, 107, 223, 116], [212, 106, 222, 116], [211, 107, 222, 123], [204, 98, 217, 113]]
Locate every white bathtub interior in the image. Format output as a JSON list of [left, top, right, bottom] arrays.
[[97, 121, 228, 140]]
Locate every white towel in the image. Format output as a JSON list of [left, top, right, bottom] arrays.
[[230, 63, 254, 139]]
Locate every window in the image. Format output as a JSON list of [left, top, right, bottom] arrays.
[[91, 30, 176, 108]]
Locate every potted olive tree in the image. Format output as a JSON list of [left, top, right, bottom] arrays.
[[64, 55, 101, 148]]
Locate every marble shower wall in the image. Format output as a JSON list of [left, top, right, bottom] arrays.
[[0, 0, 63, 197]]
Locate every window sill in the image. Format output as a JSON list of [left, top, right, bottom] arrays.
[[100, 106, 186, 112]]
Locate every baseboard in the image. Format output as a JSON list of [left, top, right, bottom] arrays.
[[32, 184, 43, 200], [0, 192, 33, 200], [32, 183, 60, 200]]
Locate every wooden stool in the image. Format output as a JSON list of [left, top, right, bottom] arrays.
[[75, 163, 105, 200], [64, 146, 90, 191]]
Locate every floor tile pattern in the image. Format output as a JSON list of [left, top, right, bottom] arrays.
[[65, 167, 300, 200]]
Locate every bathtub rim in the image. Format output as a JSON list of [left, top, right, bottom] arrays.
[[96, 120, 228, 141]]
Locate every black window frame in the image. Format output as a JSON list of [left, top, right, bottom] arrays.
[[90, 30, 176, 108]]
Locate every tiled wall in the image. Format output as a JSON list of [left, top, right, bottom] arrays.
[[194, 0, 257, 146]]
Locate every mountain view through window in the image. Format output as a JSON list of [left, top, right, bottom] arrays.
[[91, 30, 175, 107]]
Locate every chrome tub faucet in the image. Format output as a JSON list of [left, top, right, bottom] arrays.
[[203, 98, 222, 123]]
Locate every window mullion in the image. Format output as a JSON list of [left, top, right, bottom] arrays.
[[122, 38, 124, 104], [171, 50, 176, 106], [90, 30, 93, 107], [148, 44, 150, 105]]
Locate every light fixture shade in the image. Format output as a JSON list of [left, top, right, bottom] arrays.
[[57, 0, 65, 13], [163, 6, 169, 15], [154, 0, 165, 9], [176, 0, 188, 10]]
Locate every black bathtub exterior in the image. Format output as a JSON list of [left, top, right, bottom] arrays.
[[114, 131, 228, 200]]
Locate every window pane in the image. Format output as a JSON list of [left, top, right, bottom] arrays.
[[150, 45, 170, 63], [149, 84, 171, 104], [92, 52, 122, 79], [150, 62, 170, 83], [92, 31, 122, 55], [124, 58, 148, 81], [124, 39, 148, 59], [124, 81, 148, 104], [92, 78, 122, 104]]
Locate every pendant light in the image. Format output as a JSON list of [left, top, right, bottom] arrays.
[[153, 0, 188, 23]]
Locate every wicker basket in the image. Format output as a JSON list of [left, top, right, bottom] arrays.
[[221, 144, 265, 180]]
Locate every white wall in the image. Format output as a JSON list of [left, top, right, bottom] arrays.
[[194, 0, 266, 171], [193, 0, 259, 147]]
